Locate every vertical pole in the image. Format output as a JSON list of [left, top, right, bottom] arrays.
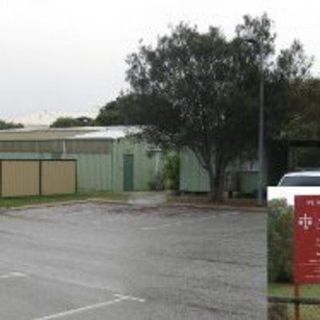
[[257, 39, 264, 206], [0, 160, 2, 197], [39, 160, 42, 196], [294, 284, 300, 320]]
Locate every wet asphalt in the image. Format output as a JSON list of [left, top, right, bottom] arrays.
[[0, 203, 266, 319]]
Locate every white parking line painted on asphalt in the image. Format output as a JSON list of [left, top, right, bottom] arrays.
[[32, 294, 145, 320], [113, 294, 145, 303], [0, 272, 26, 279]]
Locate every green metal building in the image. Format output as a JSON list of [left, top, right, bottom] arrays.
[[0, 126, 163, 192], [179, 148, 259, 195]]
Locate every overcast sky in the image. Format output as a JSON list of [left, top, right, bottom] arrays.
[[1, 0, 320, 123]]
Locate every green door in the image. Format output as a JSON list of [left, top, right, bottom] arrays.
[[123, 154, 134, 191]]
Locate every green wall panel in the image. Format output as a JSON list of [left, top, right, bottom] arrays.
[[179, 149, 263, 194], [0, 152, 53, 160], [238, 171, 258, 194], [0, 138, 163, 193], [69, 154, 112, 192], [111, 139, 163, 192], [180, 148, 210, 192]]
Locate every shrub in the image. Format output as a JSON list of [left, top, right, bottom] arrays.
[[268, 199, 294, 283], [162, 152, 180, 190]]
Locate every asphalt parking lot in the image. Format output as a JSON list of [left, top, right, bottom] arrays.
[[0, 203, 266, 320]]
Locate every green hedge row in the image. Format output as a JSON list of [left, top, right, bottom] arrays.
[[268, 199, 294, 283]]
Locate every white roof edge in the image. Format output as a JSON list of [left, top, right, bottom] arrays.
[[71, 126, 142, 140], [0, 126, 105, 133]]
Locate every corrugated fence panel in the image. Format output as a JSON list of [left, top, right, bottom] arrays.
[[1, 161, 40, 197], [41, 161, 76, 195]]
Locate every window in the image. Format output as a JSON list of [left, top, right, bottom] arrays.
[[279, 176, 320, 186]]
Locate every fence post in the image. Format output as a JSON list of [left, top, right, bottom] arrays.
[[0, 160, 2, 197], [39, 160, 42, 196], [294, 284, 300, 320]]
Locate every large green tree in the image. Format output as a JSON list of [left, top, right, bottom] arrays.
[[125, 15, 313, 201], [126, 23, 259, 201]]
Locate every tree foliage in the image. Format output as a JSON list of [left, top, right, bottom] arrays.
[[95, 100, 123, 126], [126, 23, 260, 200], [125, 14, 313, 201], [95, 93, 156, 126], [0, 120, 24, 130], [50, 116, 94, 128]]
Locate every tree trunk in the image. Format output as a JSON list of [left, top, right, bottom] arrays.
[[207, 164, 225, 202], [196, 147, 226, 203], [214, 165, 225, 202], [208, 168, 216, 202]]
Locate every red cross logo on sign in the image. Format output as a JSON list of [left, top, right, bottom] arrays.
[[298, 213, 313, 230]]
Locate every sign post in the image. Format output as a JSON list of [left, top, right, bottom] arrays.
[[294, 195, 320, 320], [294, 284, 300, 320]]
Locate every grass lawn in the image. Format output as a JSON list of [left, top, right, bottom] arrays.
[[269, 283, 320, 320], [0, 191, 129, 208], [269, 283, 320, 297]]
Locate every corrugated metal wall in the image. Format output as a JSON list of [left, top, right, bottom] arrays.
[[179, 148, 260, 194], [180, 148, 210, 192], [0, 138, 162, 192], [73, 154, 112, 191], [111, 139, 163, 192], [0, 140, 110, 154]]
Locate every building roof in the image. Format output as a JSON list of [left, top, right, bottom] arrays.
[[72, 126, 141, 140], [0, 126, 141, 141]]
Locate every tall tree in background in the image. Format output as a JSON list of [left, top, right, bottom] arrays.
[[50, 116, 93, 128], [0, 120, 23, 130], [274, 41, 315, 139], [237, 14, 313, 141]]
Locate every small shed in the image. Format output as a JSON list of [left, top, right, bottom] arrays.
[[0, 126, 163, 192]]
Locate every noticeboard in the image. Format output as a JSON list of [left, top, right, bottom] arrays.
[[294, 195, 320, 284]]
